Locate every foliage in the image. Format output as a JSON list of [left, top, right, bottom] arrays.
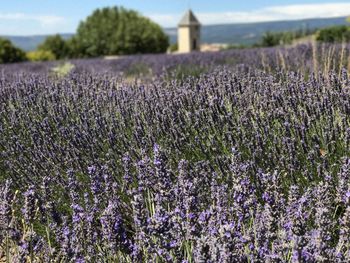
[[38, 34, 70, 60], [316, 25, 350, 43], [65, 37, 85, 58], [0, 38, 26, 64], [260, 31, 281, 47], [27, 50, 56, 62], [223, 44, 250, 50], [169, 43, 178, 53], [260, 28, 317, 47], [70, 6, 169, 58]]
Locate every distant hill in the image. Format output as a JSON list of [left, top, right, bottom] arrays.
[[165, 16, 350, 45], [2, 16, 349, 51], [2, 34, 73, 51]]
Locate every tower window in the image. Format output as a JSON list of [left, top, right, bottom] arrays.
[[193, 38, 197, 50]]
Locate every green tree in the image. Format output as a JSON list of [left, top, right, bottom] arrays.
[[71, 6, 169, 57], [0, 38, 26, 64], [260, 28, 317, 47], [260, 32, 281, 47], [38, 34, 70, 59], [316, 25, 350, 43], [169, 43, 178, 53], [66, 37, 85, 58]]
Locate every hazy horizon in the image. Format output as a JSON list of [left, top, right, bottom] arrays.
[[1, 14, 349, 37], [0, 1, 349, 35]]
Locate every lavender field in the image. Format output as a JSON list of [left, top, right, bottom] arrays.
[[1, 43, 350, 262]]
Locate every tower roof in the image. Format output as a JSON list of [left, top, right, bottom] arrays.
[[178, 9, 200, 27]]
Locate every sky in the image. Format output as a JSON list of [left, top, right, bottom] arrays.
[[0, 1, 350, 35]]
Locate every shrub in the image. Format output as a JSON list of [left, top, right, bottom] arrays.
[[50, 62, 75, 77], [316, 25, 350, 43], [27, 50, 56, 62], [169, 43, 178, 53], [260, 28, 317, 47], [38, 34, 70, 60], [0, 38, 26, 63]]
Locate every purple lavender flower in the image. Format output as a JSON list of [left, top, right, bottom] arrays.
[[22, 185, 37, 224], [100, 198, 130, 254], [0, 180, 12, 242]]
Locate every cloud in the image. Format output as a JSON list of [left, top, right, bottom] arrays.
[[148, 2, 350, 27], [0, 13, 66, 28], [147, 14, 180, 28]]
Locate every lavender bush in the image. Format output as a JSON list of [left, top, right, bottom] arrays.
[[1, 43, 350, 262]]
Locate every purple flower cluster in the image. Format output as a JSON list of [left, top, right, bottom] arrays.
[[1, 148, 349, 261], [1, 43, 350, 261]]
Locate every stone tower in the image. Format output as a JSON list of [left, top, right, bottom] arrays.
[[178, 10, 201, 53]]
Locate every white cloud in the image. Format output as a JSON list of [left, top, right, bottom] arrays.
[[148, 2, 350, 27], [1, 2, 349, 35], [35, 15, 66, 27], [147, 14, 180, 28], [0, 13, 66, 28]]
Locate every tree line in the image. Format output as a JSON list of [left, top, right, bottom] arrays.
[[259, 22, 350, 47], [1, 9, 350, 63], [0, 6, 169, 63]]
